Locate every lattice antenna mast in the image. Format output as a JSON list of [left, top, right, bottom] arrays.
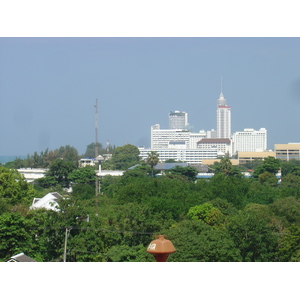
[[95, 99, 99, 158], [94, 99, 100, 199]]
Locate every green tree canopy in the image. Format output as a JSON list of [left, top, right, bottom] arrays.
[[253, 156, 281, 178], [277, 225, 300, 262], [68, 166, 96, 186], [104, 144, 140, 170], [166, 165, 198, 182], [0, 166, 36, 207], [165, 220, 241, 262], [226, 211, 278, 261], [187, 203, 224, 226], [0, 212, 37, 261], [39, 158, 76, 188], [214, 157, 242, 177], [270, 196, 300, 227]]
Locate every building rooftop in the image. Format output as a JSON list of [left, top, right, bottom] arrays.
[[6, 252, 36, 262], [197, 138, 231, 144]]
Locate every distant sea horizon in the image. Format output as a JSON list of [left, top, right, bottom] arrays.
[[0, 155, 26, 164]]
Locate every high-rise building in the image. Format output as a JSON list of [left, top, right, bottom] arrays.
[[216, 93, 231, 138], [231, 128, 267, 154], [169, 111, 188, 129], [151, 124, 191, 149]]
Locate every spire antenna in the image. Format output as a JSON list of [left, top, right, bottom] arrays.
[[221, 75, 223, 93]]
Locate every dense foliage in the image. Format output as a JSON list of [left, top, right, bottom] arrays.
[[2, 152, 300, 262]]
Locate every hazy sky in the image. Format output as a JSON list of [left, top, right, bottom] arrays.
[[1, 37, 300, 156]]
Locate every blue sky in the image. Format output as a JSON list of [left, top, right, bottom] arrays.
[[1, 37, 300, 156]]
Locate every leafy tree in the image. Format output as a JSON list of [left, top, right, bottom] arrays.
[[72, 184, 95, 200], [209, 173, 249, 209], [84, 142, 116, 158], [277, 225, 300, 261], [226, 211, 278, 261], [164, 159, 183, 163], [242, 158, 264, 171], [4, 157, 25, 169], [57, 145, 79, 167], [0, 166, 36, 207], [270, 197, 300, 227], [279, 174, 300, 198], [208, 198, 238, 216], [165, 220, 241, 262], [244, 203, 283, 233], [122, 164, 152, 179], [104, 144, 140, 170], [68, 166, 96, 186], [106, 244, 154, 262], [84, 142, 103, 158], [0, 213, 37, 261], [214, 157, 241, 177], [252, 156, 281, 178], [258, 171, 278, 186], [245, 179, 279, 205], [166, 165, 198, 182], [281, 159, 300, 177], [34, 176, 60, 189], [39, 158, 76, 188], [187, 203, 224, 226]]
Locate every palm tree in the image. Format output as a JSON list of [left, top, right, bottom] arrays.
[[146, 151, 159, 177]]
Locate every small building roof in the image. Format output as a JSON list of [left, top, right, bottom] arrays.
[[6, 253, 36, 262], [30, 192, 63, 211], [155, 163, 188, 170]]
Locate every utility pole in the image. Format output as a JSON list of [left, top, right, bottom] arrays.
[[63, 227, 72, 262]]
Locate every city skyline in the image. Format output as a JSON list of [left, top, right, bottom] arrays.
[[1, 38, 300, 156]]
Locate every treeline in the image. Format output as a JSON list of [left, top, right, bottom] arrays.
[[2, 143, 116, 169], [1, 149, 300, 262]]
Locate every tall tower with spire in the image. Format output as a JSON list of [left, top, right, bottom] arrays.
[[216, 91, 231, 138]]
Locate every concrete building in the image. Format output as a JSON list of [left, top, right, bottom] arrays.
[[202, 158, 239, 166], [216, 93, 231, 138], [151, 124, 191, 149], [231, 128, 267, 155], [169, 111, 188, 129], [17, 168, 46, 183], [139, 147, 218, 164], [275, 143, 300, 161], [237, 151, 275, 165], [197, 138, 232, 157]]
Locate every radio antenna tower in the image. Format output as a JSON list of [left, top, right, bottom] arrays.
[[94, 99, 99, 199], [95, 99, 99, 158]]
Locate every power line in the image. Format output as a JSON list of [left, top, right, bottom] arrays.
[[33, 226, 157, 235]]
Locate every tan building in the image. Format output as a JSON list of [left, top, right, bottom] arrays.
[[202, 159, 239, 166], [275, 143, 300, 161], [202, 151, 275, 166], [238, 151, 275, 165]]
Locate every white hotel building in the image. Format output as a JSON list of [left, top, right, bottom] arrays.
[[231, 128, 267, 155]]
